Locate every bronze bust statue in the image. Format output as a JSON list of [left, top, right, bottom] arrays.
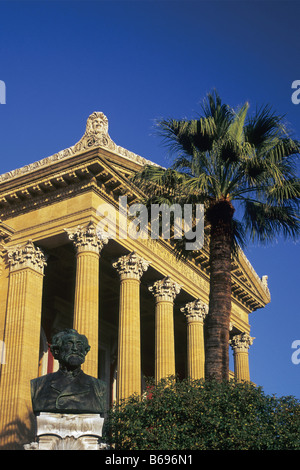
[[31, 329, 106, 415]]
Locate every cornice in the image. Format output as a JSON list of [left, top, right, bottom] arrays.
[[0, 221, 14, 243], [0, 152, 145, 219]]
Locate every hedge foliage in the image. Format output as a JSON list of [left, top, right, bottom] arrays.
[[104, 377, 300, 450]]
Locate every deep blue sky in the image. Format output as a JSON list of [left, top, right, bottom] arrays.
[[0, 0, 299, 398]]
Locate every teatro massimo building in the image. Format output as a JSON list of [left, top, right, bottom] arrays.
[[0, 112, 270, 448]]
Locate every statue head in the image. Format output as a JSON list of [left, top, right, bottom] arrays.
[[85, 112, 109, 136], [31, 328, 106, 415], [50, 329, 90, 370]]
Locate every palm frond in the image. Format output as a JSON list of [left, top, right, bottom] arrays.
[[231, 217, 247, 254], [182, 171, 217, 197], [243, 200, 300, 243], [156, 117, 217, 156], [131, 165, 189, 197], [222, 140, 242, 163], [200, 89, 234, 137], [227, 102, 249, 144], [266, 178, 300, 205], [244, 104, 287, 148], [260, 137, 299, 163]]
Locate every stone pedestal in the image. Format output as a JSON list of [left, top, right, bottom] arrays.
[[24, 413, 105, 450]]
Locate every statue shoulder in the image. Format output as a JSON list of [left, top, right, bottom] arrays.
[[81, 374, 106, 400], [31, 374, 44, 387], [31, 373, 53, 401], [88, 375, 106, 392], [96, 378, 106, 394]]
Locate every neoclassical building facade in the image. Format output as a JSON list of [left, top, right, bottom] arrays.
[[0, 112, 270, 447]]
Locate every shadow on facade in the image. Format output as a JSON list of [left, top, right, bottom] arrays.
[[0, 409, 36, 450]]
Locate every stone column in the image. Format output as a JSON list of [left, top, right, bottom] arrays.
[[149, 277, 181, 383], [66, 222, 108, 377], [181, 299, 208, 381], [230, 332, 254, 382], [0, 241, 47, 446], [112, 252, 149, 401]]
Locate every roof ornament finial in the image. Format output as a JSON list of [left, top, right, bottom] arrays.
[[74, 112, 111, 151]]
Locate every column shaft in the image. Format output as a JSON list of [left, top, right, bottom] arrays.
[[155, 300, 175, 382], [74, 250, 99, 377], [117, 278, 141, 401], [230, 332, 254, 382], [112, 252, 149, 401], [181, 299, 208, 381], [0, 242, 46, 447], [66, 222, 108, 378], [233, 351, 250, 382], [149, 277, 181, 384], [187, 320, 205, 380]]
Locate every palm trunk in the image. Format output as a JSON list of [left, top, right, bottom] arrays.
[[205, 199, 234, 381]]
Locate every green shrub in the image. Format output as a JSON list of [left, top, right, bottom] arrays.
[[104, 377, 300, 450]]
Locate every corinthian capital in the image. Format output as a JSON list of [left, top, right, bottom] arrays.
[[65, 221, 108, 254], [149, 276, 181, 302], [7, 240, 47, 274], [180, 299, 208, 323], [112, 251, 150, 280], [230, 333, 255, 353]]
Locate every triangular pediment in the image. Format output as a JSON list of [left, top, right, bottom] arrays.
[[0, 112, 270, 312], [0, 111, 157, 187]]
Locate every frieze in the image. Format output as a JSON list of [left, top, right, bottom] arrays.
[[140, 237, 210, 297]]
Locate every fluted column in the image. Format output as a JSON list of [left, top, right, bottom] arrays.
[[112, 252, 149, 401], [230, 332, 254, 382], [66, 222, 108, 377], [149, 277, 181, 383], [0, 241, 47, 446], [181, 299, 208, 381]]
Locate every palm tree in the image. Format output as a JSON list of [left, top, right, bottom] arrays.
[[131, 91, 300, 382]]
